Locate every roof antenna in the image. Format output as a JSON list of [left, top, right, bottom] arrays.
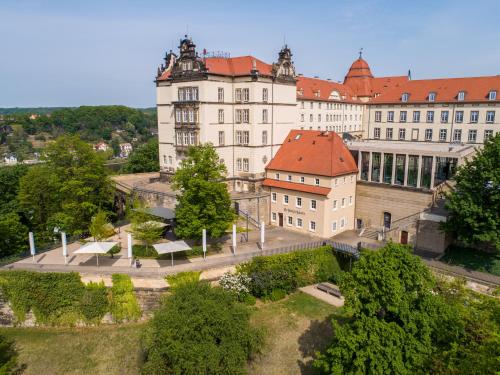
[[359, 47, 363, 59]]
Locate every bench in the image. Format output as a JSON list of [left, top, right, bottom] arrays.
[[317, 283, 342, 298]]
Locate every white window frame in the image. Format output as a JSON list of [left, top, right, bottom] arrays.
[[271, 212, 276, 222], [486, 111, 495, 123], [441, 111, 449, 123], [489, 90, 497, 101], [296, 218, 303, 228], [400, 111, 407, 122], [386, 128, 393, 140], [428, 92, 436, 102], [315, 178, 320, 186], [412, 111, 420, 123], [332, 221, 337, 232], [374, 127, 381, 139], [439, 129, 447, 142], [399, 128, 406, 140], [287, 175, 292, 182], [310, 199, 317, 211], [455, 111, 464, 123], [218, 87, 224, 102], [287, 216, 293, 226], [309, 221, 316, 232], [275, 173, 280, 180], [300, 176, 305, 184], [387, 111, 394, 122], [262, 109, 268, 123], [375, 111, 382, 122], [425, 129, 433, 141], [242, 158, 249, 172], [218, 131, 224, 146], [453, 129, 462, 142], [468, 129, 477, 143], [458, 91, 465, 101], [262, 88, 268, 102], [470, 111, 479, 123], [242, 88, 249, 102], [349, 195, 353, 205], [262, 130, 268, 145], [484, 130, 493, 141], [218, 109, 224, 124], [401, 93, 409, 102], [271, 192, 277, 203], [296, 197, 302, 208], [283, 195, 289, 205], [426, 111, 434, 123]]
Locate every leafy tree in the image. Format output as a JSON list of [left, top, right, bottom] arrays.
[[314, 244, 449, 374], [172, 144, 235, 240], [18, 135, 113, 237], [0, 334, 19, 374], [128, 205, 163, 251], [121, 138, 159, 173], [0, 213, 28, 258], [110, 137, 121, 158], [142, 281, 262, 374], [443, 133, 500, 251], [89, 211, 115, 241], [0, 165, 28, 215]]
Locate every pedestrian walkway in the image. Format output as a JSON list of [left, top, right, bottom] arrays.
[[4, 225, 322, 277]]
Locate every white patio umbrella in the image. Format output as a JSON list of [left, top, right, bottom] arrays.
[[153, 241, 192, 267], [73, 241, 118, 266]]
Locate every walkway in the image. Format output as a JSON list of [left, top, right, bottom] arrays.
[[4, 226, 322, 277]]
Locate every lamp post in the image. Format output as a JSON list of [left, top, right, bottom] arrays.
[[127, 233, 133, 266], [260, 221, 265, 252], [29, 232, 35, 263], [62, 232, 68, 265]]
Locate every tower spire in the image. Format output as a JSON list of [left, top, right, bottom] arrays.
[[359, 47, 363, 59]]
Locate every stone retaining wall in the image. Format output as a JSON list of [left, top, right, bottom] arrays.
[[0, 287, 166, 327]]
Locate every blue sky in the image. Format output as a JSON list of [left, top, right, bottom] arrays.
[[1, 0, 499, 107]]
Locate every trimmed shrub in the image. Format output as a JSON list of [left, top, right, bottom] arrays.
[[142, 282, 263, 374], [166, 271, 200, 290], [238, 246, 342, 298], [109, 274, 141, 322], [80, 281, 109, 324]]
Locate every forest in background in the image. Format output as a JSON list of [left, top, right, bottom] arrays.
[[0, 106, 157, 161]]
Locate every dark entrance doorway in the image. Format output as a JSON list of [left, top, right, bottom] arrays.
[[401, 230, 408, 244], [383, 212, 392, 229], [278, 213, 284, 227], [356, 219, 363, 230]]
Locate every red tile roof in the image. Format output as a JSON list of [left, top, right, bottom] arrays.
[[262, 179, 331, 196], [204, 56, 272, 76], [371, 76, 500, 104], [296, 76, 358, 102], [266, 130, 358, 177]]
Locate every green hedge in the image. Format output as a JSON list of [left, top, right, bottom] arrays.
[[238, 246, 342, 298], [166, 271, 201, 289], [0, 271, 142, 326], [109, 274, 141, 322]]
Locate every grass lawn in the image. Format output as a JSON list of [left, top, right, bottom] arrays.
[[441, 246, 500, 276], [0, 324, 145, 375], [249, 292, 341, 375], [0, 291, 339, 375]]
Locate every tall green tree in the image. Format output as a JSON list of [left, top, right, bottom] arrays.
[[172, 144, 235, 240], [314, 244, 451, 374], [18, 135, 112, 237], [121, 138, 159, 173], [443, 133, 500, 251]]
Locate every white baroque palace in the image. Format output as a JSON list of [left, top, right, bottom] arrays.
[[156, 36, 499, 192]]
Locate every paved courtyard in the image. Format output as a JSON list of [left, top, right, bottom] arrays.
[[4, 224, 322, 277]]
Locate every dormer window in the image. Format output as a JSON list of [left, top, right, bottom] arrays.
[[428, 92, 436, 102], [458, 91, 466, 101], [314, 90, 320, 98], [489, 90, 497, 101], [298, 89, 304, 96], [401, 93, 409, 102]]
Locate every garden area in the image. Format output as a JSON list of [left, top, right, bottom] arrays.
[[0, 244, 499, 374]]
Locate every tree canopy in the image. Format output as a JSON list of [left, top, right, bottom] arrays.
[[314, 243, 500, 374], [172, 144, 235, 240], [443, 133, 500, 251], [121, 138, 159, 173], [142, 281, 262, 374], [18, 135, 113, 238]]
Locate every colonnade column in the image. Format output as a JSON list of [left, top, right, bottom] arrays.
[[430, 156, 436, 188], [403, 154, 409, 186], [416, 155, 422, 188], [368, 152, 373, 182]]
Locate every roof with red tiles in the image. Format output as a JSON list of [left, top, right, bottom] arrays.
[[296, 76, 358, 102], [262, 178, 331, 196], [204, 56, 272, 76], [266, 130, 358, 177], [371, 76, 500, 104]]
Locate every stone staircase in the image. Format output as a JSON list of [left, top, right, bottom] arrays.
[[359, 227, 379, 240]]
